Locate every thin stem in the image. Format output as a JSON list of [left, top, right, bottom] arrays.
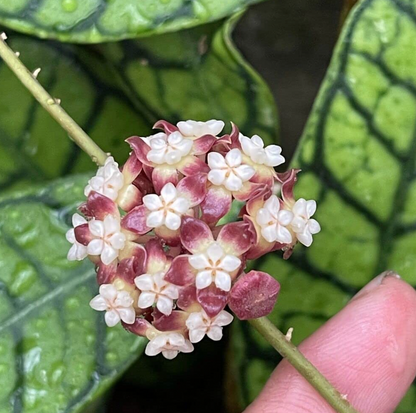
[[0, 33, 107, 166], [248, 317, 359, 413]]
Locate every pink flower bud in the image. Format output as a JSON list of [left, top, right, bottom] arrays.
[[229, 270, 280, 320]]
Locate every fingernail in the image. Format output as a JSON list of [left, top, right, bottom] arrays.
[[351, 270, 401, 302]]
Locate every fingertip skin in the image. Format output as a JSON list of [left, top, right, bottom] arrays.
[[246, 275, 416, 413]]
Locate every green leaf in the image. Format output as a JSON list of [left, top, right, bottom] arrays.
[[232, 0, 416, 410], [0, 175, 145, 413], [0, 0, 265, 43], [0, 17, 278, 192]]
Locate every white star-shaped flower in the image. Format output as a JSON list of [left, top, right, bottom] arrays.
[[135, 272, 179, 316], [84, 156, 124, 201], [239, 134, 285, 167], [143, 183, 191, 231], [189, 242, 241, 292], [145, 332, 194, 359], [146, 131, 193, 165], [186, 310, 233, 343], [256, 195, 294, 244], [207, 149, 255, 192], [140, 132, 167, 146], [87, 215, 126, 265], [290, 198, 321, 247], [177, 119, 225, 138], [66, 213, 88, 261], [89, 284, 135, 327]]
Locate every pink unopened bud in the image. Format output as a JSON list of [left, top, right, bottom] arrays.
[[229, 270, 280, 320]]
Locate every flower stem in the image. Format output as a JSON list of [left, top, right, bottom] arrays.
[[0, 33, 107, 166], [248, 317, 359, 413]]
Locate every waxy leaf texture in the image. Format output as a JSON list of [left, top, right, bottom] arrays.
[[231, 0, 416, 411], [0, 176, 145, 413], [0, 0, 265, 43]]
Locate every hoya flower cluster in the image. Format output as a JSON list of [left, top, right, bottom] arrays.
[[66, 120, 320, 360]]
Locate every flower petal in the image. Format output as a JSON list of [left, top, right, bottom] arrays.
[[214, 310, 234, 326], [143, 194, 163, 211], [146, 211, 165, 228], [87, 239, 104, 255], [234, 164, 255, 181], [200, 185, 232, 226], [105, 310, 121, 327], [180, 216, 214, 253], [308, 218, 321, 234], [276, 225, 293, 244], [153, 120, 178, 134], [193, 135, 217, 155], [126, 136, 151, 165], [219, 255, 241, 272], [81, 191, 119, 221], [217, 221, 255, 256], [121, 152, 143, 184], [207, 326, 223, 341], [206, 242, 224, 263], [177, 285, 200, 311], [264, 145, 285, 167], [146, 239, 169, 274], [208, 169, 227, 186], [176, 173, 207, 206], [123, 318, 153, 337], [152, 166, 179, 194], [214, 271, 231, 292], [226, 148, 242, 167], [74, 223, 93, 246], [261, 225, 278, 243], [138, 291, 156, 308], [145, 340, 163, 357], [88, 220, 104, 238], [117, 257, 143, 285], [208, 152, 227, 169], [135, 274, 154, 291], [160, 182, 178, 203], [162, 255, 194, 287], [101, 244, 118, 265], [165, 211, 181, 231], [189, 328, 206, 343], [162, 350, 179, 360], [153, 310, 188, 333], [178, 155, 209, 176], [156, 296, 174, 316], [279, 168, 300, 204], [96, 262, 117, 285], [117, 184, 143, 213], [118, 307, 136, 324], [197, 284, 228, 318], [297, 230, 313, 247], [154, 225, 181, 246], [89, 295, 107, 311], [121, 205, 151, 235], [189, 254, 210, 270], [224, 172, 243, 192], [196, 270, 213, 290]]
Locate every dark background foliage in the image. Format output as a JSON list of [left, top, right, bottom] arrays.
[[108, 1, 342, 412]]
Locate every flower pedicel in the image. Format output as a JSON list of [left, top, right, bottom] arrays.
[[66, 120, 321, 359]]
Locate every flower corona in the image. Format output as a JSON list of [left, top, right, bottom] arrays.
[[66, 119, 321, 359]]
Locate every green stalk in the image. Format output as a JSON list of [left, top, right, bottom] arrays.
[[249, 317, 359, 413], [0, 32, 107, 166]]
